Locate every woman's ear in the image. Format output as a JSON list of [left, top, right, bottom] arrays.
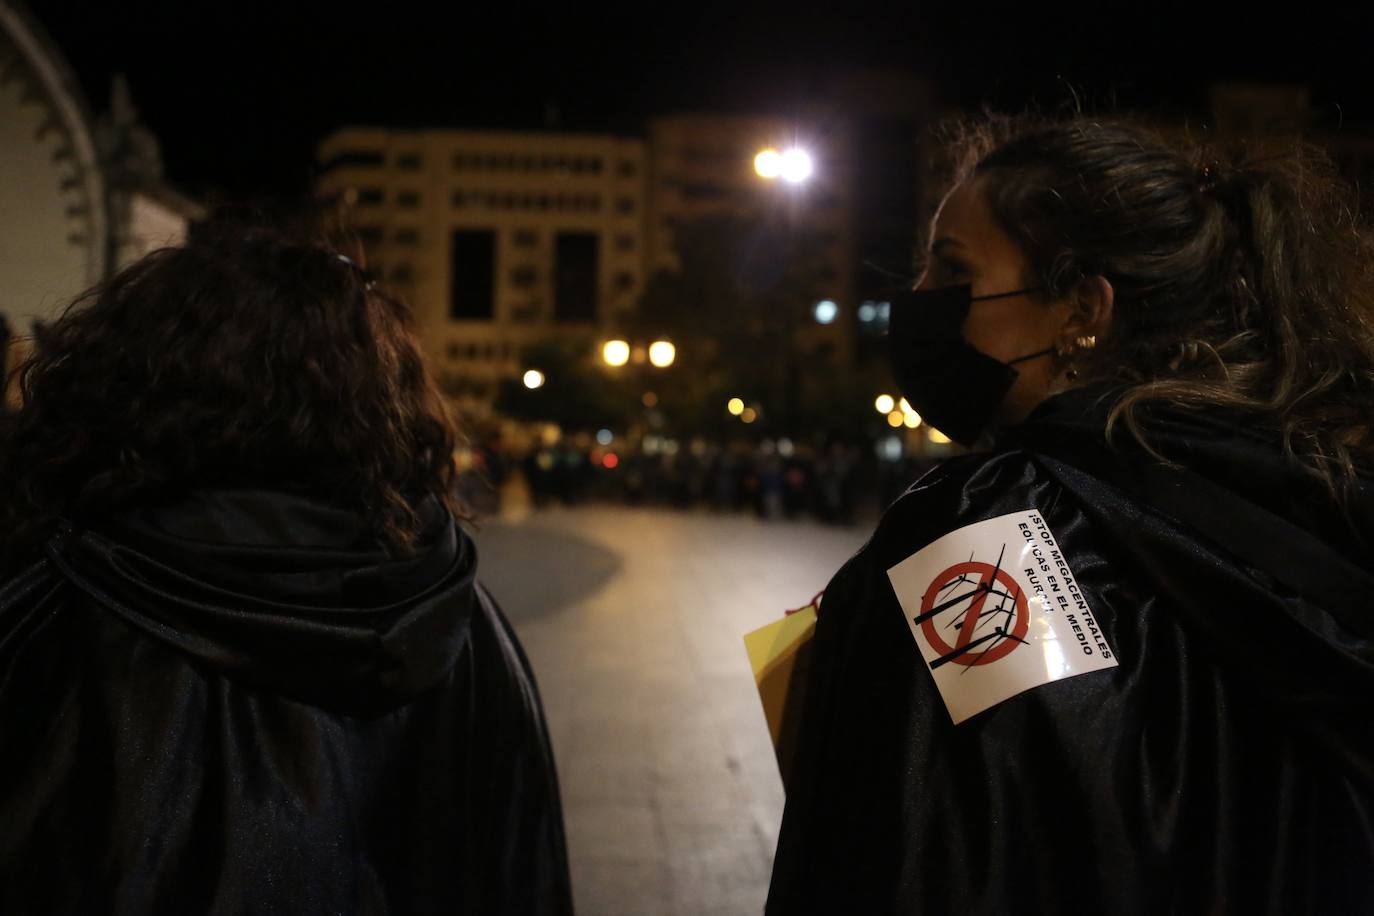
[[1061, 275, 1114, 348]]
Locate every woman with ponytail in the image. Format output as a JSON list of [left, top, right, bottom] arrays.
[[768, 115, 1374, 914]]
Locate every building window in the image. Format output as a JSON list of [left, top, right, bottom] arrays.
[[554, 232, 599, 324], [450, 229, 496, 320], [447, 342, 460, 360], [396, 191, 421, 208], [396, 152, 422, 170], [391, 264, 414, 283], [513, 229, 538, 248], [615, 197, 636, 215], [355, 225, 385, 247], [615, 234, 636, 252], [681, 183, 728, 203], [618, 160, 638, 178], [319, 150, 384, 172], [356, 188, 384, 206], [452, 153, 470, 170], [511, 266, 538, 288], [614, 271, 635, 291], [395, 227, 419, 245]]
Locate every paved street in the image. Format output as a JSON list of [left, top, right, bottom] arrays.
[[471, 505, 868, 916]]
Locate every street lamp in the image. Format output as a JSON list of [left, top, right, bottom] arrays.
[[755, 147, 813, 184], [874, 394, 895, 414], [727, 397, 745, 416], [602, 339, 630, 367], [780, 149, 813, 184], [523, 369, 545, 389], [754, 149, 782, 178], [648, 340, 676, 368]]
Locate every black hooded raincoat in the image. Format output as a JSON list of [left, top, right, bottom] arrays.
[[768, 386, 1374, 914], [0, 490, 572, 915]]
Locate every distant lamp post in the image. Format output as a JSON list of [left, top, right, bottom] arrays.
[[754, 149, 782, 178], [522, 369, 545, 389], [780, 148, 813, 184], [602, 339, 631, 367], [756, 147, 812, 184], [874, 394, 895, 415], [648, 340, 676, 368]]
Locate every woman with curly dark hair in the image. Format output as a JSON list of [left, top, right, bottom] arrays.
[[768, 115, 1374, 914], [0, 223, 572, 915]]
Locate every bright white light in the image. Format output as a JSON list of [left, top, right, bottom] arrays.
[[813, 299, 839, 324], [780, 148, 813, 184], [727, 397, 745, 416], [523, 369, 545, 389], [778, 438, 795, 457], [596, 428, 614, 445], [879, 435, 903, 462], [754, 149, 782, 178], [648, 340, 676, 368], [874, 394, 895, 414], [858, 302, 877, 323], [899, 398, 913, 414], [602, 339, 630, 367]]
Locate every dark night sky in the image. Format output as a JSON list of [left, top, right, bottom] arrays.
[[27, 0, 1374, 199]]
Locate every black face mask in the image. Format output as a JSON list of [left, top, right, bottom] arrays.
[[887, 283, 1054, 447]]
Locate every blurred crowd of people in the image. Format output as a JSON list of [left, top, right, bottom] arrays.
[[456, 433, 939, 525]]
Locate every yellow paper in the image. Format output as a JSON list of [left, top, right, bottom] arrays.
[[743, 606, 817, 780]]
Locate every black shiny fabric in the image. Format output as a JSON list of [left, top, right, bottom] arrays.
[[767, 387, 1374, 915], [0, 490, 572, 915]]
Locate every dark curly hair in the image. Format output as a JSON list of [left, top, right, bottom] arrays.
[[932, 113, 1374, 501], [0, 219, 462, 569]]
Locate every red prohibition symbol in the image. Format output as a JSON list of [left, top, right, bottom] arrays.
[[917, 560, 1030, 667]]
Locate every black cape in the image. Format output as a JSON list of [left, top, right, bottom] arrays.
[[767, 386, 1374, 915], [0, 489, 572, 915]]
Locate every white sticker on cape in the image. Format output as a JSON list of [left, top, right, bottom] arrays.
[[886, 509, 1117, 724]]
